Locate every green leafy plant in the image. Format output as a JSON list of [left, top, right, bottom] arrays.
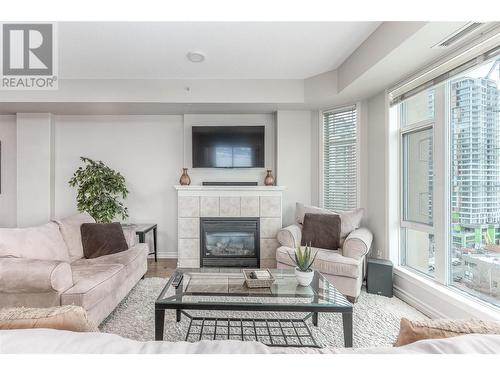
[[68, 157, 129, 223], [288, 244, 318, 272]]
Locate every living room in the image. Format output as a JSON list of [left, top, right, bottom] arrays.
[[1, 0, 500, 372]]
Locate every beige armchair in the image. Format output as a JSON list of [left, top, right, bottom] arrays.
[[275, 204, 373, 302]]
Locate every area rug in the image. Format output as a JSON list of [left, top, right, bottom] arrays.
[[99, 277, 427, 348]]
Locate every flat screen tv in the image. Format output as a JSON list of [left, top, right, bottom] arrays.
[[192, 126, 265, 168]]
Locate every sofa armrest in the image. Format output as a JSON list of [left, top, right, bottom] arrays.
[[276, 224, 302, 248], [0, 258, 73, 293], [128, 242, 149, 255], [342, 228, 373, 260]]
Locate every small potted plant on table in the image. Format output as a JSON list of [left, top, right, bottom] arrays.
[[288, 244, 318, 286]]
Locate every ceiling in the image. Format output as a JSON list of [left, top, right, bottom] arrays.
[[58, 22, 381, 79]]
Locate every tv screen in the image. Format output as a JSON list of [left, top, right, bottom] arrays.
[[192, 126, 265, 168]]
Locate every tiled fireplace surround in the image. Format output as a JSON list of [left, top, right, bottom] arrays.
[[175, 185, 284, 268]]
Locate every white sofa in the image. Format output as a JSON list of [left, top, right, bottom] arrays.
[[276, 204, 373, 301], [0, 213, 149, 324], [1, 329, 499, 354]]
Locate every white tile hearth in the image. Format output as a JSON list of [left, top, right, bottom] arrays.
[[175, 185, 285, 268], [260, 239, 280, 259], [200, 196, 219, 217], [260, 217, 282, 239], [178, 196, 200, 217], [219, 196, 241, 216], [178, 218, 200, 238], [178, 239, 200, 259], [260, 196, 281, 217], [240, 196, 259, 217], [260, 258, 277, 268]]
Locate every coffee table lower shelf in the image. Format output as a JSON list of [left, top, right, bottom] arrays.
[[181, 311, 320, 348]]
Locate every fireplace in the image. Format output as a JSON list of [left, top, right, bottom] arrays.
[[200, 217, 260, 267]]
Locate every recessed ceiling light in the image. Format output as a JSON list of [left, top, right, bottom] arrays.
[[187, 51, 206, 63]]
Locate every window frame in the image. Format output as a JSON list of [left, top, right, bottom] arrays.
[[396, 61, 500, 308], [398, 85, 449, 284], [319, 104, 360, 211]]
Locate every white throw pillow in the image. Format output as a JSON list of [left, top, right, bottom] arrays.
[[52, 212, 96, 262], [0, 222, 70, 262]]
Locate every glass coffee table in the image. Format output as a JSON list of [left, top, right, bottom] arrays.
[[155, 268, 353, 347]]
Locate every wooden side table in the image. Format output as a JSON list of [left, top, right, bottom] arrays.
[[123, 223, 158, 262]]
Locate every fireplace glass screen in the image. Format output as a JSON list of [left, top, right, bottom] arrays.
[[200, 218, 259, 267], [204, 232, 256, 258]]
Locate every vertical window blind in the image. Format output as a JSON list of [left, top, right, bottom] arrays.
[[323, 106, 358, 211]]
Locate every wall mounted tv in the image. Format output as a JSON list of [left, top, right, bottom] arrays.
[[192, 126, 265, 168]]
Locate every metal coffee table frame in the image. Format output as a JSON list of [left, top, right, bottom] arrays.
[[155, 269, 353, 348]]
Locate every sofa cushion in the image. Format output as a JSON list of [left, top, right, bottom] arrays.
[[72, 244, 148, 269], [61, 262, 125, 310], [301, 213, 341, 250], [0, 305, 98, 332], [0, 222, 70, 262], [53, 212, 96, 262], [81, 223, 129, 259], [276, 246, 361, 279]]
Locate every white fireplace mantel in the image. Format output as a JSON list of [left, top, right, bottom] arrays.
[[174, 185, 286, 192], [175, 185, 285, 268]]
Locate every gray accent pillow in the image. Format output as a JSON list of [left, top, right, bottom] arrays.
[[81, 223, 128, 259], [301, 213, 341, 250], [295, 203, 364, 244]]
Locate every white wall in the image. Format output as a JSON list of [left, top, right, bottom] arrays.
[[7, 111, 315, 258], [363, 92, 388, 258], [183, 114, 275, 186], [276, 110, 312, 226], [0, 115, 17, 227], [310, 110, 320, 206], [54, 115, 184, 258], [16, 113, 55, 227]]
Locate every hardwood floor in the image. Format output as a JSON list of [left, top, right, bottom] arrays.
[[145, 258, 177, 278]]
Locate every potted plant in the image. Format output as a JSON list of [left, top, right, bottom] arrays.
[[68, 157, 129, 223], [288, 244, 318, 286]]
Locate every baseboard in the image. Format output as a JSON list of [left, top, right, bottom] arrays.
[[151, 251, 177, 259], [393, 284, 446, 319], [394, 266, 500, 320]]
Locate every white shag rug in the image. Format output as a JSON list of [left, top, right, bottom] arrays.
[[99, 277, 427, 348]]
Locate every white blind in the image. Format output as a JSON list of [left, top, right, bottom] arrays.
[[323, 106, 358, 211]]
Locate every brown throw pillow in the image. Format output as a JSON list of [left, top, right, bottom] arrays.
[[301, 213, 341, 250], [0, 305, 98, 332], [394, 317, 500, 347], [81, 222, 128, 259]]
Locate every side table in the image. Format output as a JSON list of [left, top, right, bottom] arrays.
[[123, 223, 158, 262]]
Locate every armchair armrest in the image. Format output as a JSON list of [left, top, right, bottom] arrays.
[[0, 257, 73, 294], [342, 228, 373, 260], [276, 224, 302, 248]]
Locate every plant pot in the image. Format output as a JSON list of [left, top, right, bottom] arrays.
[[295, 268, 314, 286]]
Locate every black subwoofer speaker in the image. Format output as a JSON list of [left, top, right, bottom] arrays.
[[367, 258, 393, 298]]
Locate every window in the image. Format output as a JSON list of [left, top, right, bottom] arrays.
[[395, 53, 500, 307], [400, 89, 435, 277], [449, 60, 500, 306], [322, 106, 357, 211]]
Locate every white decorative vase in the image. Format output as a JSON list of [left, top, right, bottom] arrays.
[[295, 268, 314, 286]]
